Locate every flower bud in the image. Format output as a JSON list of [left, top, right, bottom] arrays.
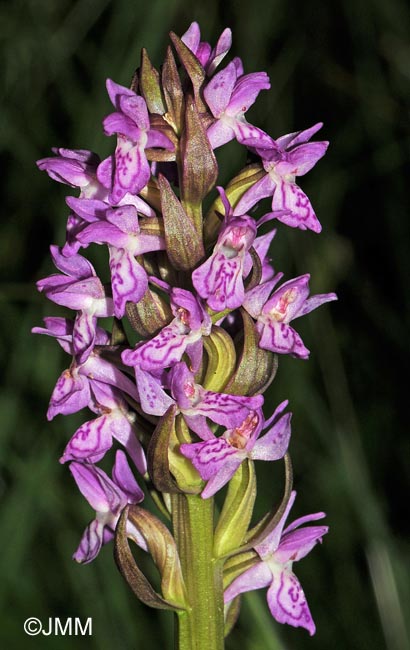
[[126, 287, 172, 337], [169, 31, 207, 111], [162, 46, 184, 135], [180, 96, 218, 216], [158, 174, 205, 270], [139, 48, 166, 114]]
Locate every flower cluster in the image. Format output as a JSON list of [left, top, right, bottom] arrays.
[[34, 22, 336, 638]]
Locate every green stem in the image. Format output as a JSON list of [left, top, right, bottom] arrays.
[[171, 493, 224, 650]]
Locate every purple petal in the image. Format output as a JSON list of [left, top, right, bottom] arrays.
[[255, 491, 297, 557], [37, 150, 98, 188], [49, 246, 95, 279], [298, 292, 338, 317], [106, 78, 135, 109], [275, 525, 328, 564], [262, 275, 310, 323], [181, 21, 201, 53], [258, 321, 310, 359], [122, 321, 188, 371], [189, 391, 264, 430], [83, 355, 139, 402], [120, 95, 149, 130], [146, 129, 174, 150], [76, 221, 128, 248], [118, 192, 156, 218], [276, 122, 323, 150], [201, 457, 243, 498], [282, 511, 326, 535], [206, 120, 235, 149], [267, 567, 316, 635], [285, 142, 329, 176], [47, 370, 91, 420], [106, 204, 140, 235], [73, 312, 96, 363], [170, 362, 196, 409], [52, 147, 99, 164], [192, 251, 245, 311], [180, 438, 239, 481], [61, 415, 113, 464], [251, 412, 291, 461], [233, 173, 276, 215], [227, 72, 270, 116], [103, 112, 140, 141], [97, 155, 114, 189], [224, 562, 272, 603], [112, 450, 144, 503], [207, 28, 232, 74], [170, 288, 210, 332], [264, 399, 289, 428], [243, 276, 283, 319], [66, 197, 107, 222], [196, 41, 212, 67], [111, 138, 151, 203], [233, 122, 273, 148], [233, 57, 244, 77], [185, 338, 203, 374], [204, 61, 237, 117], [73, 519, 105, 564], [134, 367, 174, 416], [32, 316, 74, 354], [181, 414, 214, 440], [109, 247, 148, 318], [69, 462, 117, 512], [272, 181, 322, 233], [250, 229, 276, 269], [108, 414, 147, 475], [41, 277, 106, 309], [216, 185, 232, 218]]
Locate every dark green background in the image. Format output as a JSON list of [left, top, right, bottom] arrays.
[[1, 0, 409, 648]]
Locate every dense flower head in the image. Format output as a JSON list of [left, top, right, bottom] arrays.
[[34, 20, 335, 639]]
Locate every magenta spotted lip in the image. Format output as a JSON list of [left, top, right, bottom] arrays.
[[224, 491, 329, 635]]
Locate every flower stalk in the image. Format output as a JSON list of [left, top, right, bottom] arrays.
[[33, 20, 337, 649], [172, 494, 224, 650]]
